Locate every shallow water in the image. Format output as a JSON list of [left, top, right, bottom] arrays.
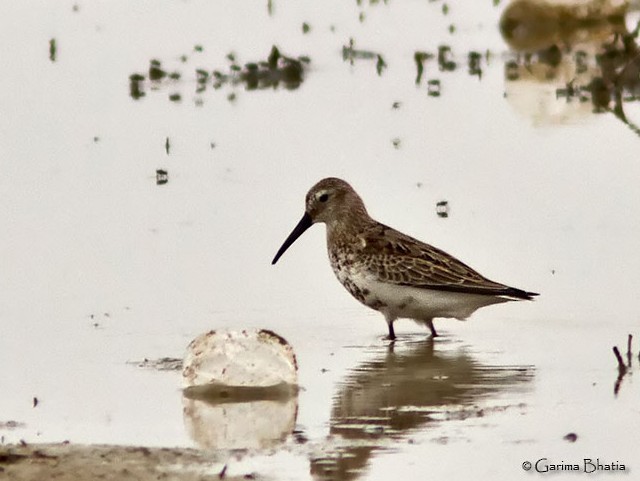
[[1, 1, 640, 479]]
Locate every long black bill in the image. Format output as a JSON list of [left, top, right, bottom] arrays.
[[272, 212, 313, 265]]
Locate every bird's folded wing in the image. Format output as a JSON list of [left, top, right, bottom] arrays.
[[359, 225, 531, 298]]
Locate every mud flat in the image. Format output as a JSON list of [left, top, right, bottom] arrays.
[[0, 443, 257, 481]]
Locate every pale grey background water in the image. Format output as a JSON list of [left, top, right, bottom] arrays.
[[1, 1, 640, 480]]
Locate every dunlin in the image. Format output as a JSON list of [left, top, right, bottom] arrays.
[[272, 178, 538, 339]]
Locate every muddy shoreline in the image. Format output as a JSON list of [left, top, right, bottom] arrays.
[[0, 443, 257, 481]]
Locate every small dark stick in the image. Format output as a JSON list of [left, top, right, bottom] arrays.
[[627, 334, 633, 367], [613, 346, 627, 374], [613, 345, 627, 396]]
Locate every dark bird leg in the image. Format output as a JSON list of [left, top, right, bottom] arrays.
[[384, 314, 396, 340], [387, 322, 396, 340], [426, 319, 438, 337]]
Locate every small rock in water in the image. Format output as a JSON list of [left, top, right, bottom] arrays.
[[182, 329, 297, 389]]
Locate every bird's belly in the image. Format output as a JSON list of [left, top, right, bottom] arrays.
[[337, 270, 507, 321]]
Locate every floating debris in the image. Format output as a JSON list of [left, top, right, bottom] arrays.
[[129, 73, 145, 99], [32, 398, 38, 408], [612, 333, 638, 396], [129, 357, 182, 371], [49, 38, 57, 62], [182, 329, 297, 389], [168, 93, 181, 102], [376, 54, 387, 76], [342, 38, 378, 62], [438, 45, 456, 71], [392, 138, 401, 149], [194, 45, 203, 53], [436, 200, 449, 218], [149, 59, 166, 81], [563, 432, 578, 442], [414, 51, 434, 84], [182, 329, 299, 450], [302, 22, 310, 34], [165, 137, 170, 155], [156, 169, 168, 185]]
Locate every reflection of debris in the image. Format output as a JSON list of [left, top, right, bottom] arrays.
[[225, 46, 307, 90], [468, 51, 482, 78], [436, 200, 449, 218], [427, 79, 441, 97], [505, 60, 519, 80], [129, 46, 308, 102], [504, 27, 640, 136], [500, 0, 627, 52], [156, 169, 168, 185], [49, 38, 57, 62]]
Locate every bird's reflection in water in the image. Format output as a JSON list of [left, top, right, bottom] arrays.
[[311, 339, 533, 481]]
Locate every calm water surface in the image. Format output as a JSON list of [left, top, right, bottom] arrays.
[[1, 1, 640, 480]]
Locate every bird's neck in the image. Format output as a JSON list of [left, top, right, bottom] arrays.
[[326, 206, 374, 244]]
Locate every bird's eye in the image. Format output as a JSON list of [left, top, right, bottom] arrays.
[[319, 193, 329, 202]]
